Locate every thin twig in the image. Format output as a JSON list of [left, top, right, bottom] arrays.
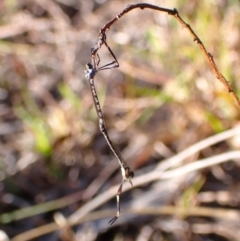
[[91, 3, 240, 107], [69, 127, 240, 224], [86, 2, 240, 225], [11, 206, 240, 241]]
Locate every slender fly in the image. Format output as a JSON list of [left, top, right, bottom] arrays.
[[84, 45, 134, 224]]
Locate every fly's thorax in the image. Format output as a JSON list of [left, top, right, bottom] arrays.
[[121, 165, 134, 181]]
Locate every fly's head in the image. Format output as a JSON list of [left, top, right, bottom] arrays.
[[84, 62, 96, 79]]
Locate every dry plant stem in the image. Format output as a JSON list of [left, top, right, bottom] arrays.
[[69, 150, 240, 224], [87, 2, 240, 225], [192, 223, 240, 240], [172, 14, 240, 107], [69, 127, 240, 224], [12, 206, 240, 241], [11, 206, 240, 241], [4, 127, 239, 224], [157, 126, 240, 172], [91, 3, 240, 107]]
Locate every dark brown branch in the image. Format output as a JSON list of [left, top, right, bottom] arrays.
[[86, 2, 240, 225], [90, 3, 240, 108], [91, 4, 177, 57], [172, 13, 240, 107]]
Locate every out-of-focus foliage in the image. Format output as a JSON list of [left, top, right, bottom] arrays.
[[0, 0, 240, 240]]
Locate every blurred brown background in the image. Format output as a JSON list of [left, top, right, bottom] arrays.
[[0, 0, 240, 240]]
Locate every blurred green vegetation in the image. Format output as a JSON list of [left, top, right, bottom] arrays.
[[0, 0, 240, 240]]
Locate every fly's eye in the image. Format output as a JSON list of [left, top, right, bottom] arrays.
[[86, 62, 93, 70], [124, 167, 134, 179], [130, 171, 134, 178]]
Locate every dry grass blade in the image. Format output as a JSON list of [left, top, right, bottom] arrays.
[[86, 2, 240, 225], [2, 1, 240, 240], [68, 127, 240, 224]]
